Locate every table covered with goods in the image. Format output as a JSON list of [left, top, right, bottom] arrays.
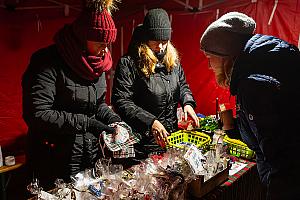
[[27, 116, 258, 200], [200, 159, 266, 200]]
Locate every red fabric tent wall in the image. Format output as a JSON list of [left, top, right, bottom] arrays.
[[1, 0, 300, 151]]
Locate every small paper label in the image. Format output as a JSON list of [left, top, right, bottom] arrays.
[[184, 144, 205, 174]]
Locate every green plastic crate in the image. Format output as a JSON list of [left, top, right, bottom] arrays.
[[224, 135, 255, 159], [167, 130, 211, 150]]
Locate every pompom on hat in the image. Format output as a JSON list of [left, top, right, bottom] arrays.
[[200, 12, 256, 56], [143, 8, 172, 41]]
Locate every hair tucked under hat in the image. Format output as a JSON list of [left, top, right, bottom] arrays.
[[200, 12, 256, 56], [143, 8, 171, 41]]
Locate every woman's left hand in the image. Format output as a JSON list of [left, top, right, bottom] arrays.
[[183, 104, 200, 127]]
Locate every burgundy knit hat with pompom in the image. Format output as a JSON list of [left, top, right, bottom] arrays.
[[72, 0, 117, 43], [87, 9, 117, 43]]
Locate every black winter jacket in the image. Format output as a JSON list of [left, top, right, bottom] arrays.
[[112, 55, 196, 158], [22, 45, 120, 183]]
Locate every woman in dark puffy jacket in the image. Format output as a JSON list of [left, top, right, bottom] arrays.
[[112, 8, 199, 165], [200, 12, 300, 200], [22, 0, 121, 188]]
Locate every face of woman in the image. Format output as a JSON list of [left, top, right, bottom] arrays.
[[146, 40, 168, 53], [86, 41, 108, 56], [205, 53, 233, 88], [205, 53, 223, 71]]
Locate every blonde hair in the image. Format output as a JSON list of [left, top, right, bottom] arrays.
[[215, 57, 234, 88], [137, 41, 179, 78]]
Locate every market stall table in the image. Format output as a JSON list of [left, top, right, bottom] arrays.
[[0, 154, 26, 200], [28, 159, 266, 200], [196, 159, 266, 200]]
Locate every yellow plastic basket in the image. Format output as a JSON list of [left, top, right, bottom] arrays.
[[223, 135, 255, 159], [167, 130, 211, 150]]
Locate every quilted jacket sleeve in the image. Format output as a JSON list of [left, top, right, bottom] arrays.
[[111, 57, 156, 133], [96, 95, 121, 124]]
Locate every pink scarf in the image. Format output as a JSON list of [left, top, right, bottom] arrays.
[[54, 25, 112, 81]]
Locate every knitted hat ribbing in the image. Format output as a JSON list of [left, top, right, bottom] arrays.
[[200, 12, 256, 56], [143, 8, 171, 41], [87, 9, 117, 43]]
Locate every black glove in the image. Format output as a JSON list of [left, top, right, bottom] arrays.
[[107, 115, 122, 124], [87, 118, 115, 135]]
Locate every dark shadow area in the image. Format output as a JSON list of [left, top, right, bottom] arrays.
[[1, 134, 31, 200]]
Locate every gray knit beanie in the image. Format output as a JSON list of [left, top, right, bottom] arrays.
[[143, 8, 171, 41], [200, 12, 256, 56]]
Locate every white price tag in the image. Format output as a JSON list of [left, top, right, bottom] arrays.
[[184, 144, 205, 175]]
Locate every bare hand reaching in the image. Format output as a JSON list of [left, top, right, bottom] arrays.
[[183, 104, 200, 127], [151, 120, 169, 148]]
